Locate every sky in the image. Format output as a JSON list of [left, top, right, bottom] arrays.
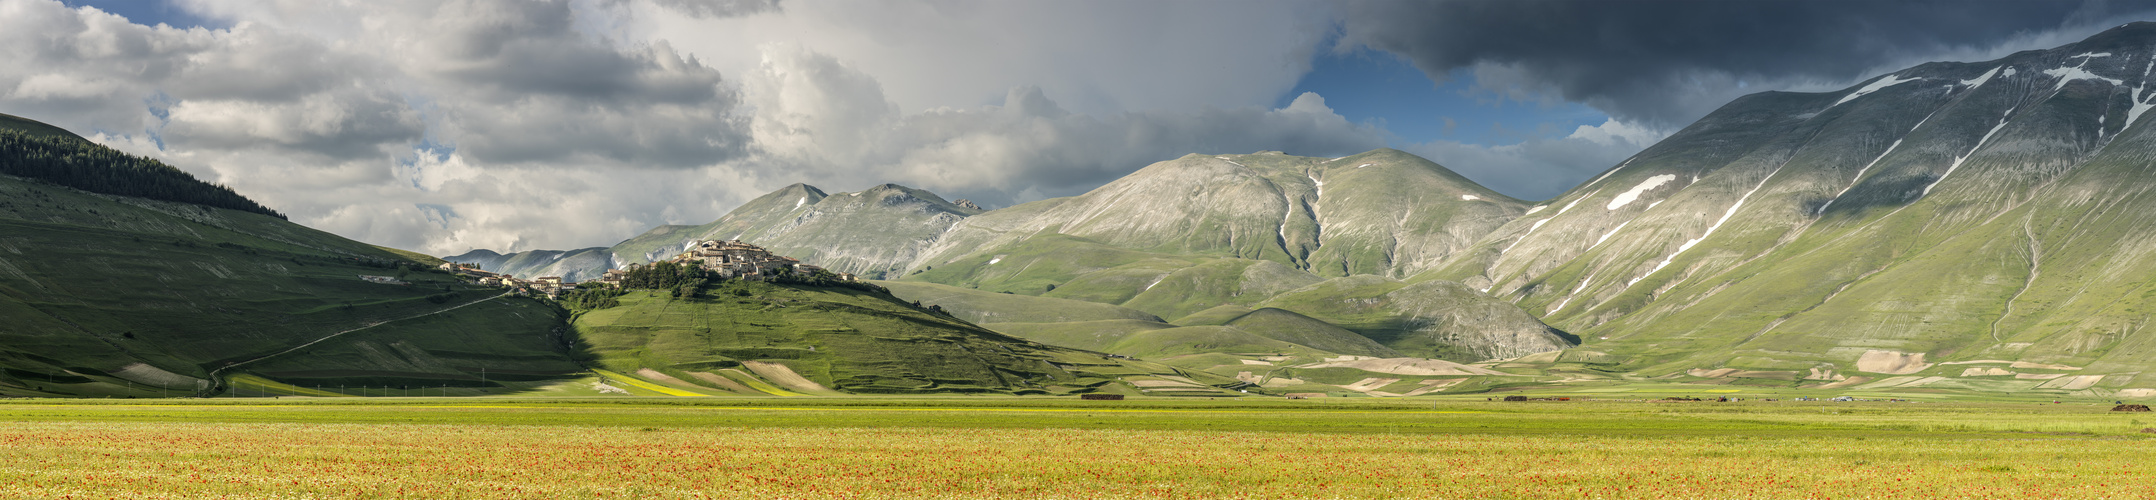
[[7, 0, 2155, 255]]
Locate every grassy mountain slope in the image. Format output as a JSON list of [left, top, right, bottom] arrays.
[[911, 149, 1526, 279], [569, 281, 1242, 396], [878, 149, 1571, 364], [877, 264, 1542, 397], [0, 174, 573, 397], [874, 280, 1165, 324], [1433, 22, 2156, 396], [0, 113, 577, 397], [1260, 276, 1574, 361], [1, 112, 85, 140]]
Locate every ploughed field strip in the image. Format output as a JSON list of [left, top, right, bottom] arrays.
[[1, 398, 2153, 499]]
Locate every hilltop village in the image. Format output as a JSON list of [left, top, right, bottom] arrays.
[[438, 240, 855, 298]]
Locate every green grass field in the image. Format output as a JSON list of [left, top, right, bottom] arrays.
[[2, 396, 2151, 498]]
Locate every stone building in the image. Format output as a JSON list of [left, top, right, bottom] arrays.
[[665, 240, 857, 282]]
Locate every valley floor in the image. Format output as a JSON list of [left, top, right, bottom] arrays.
[[2, 397, 2152, 498]]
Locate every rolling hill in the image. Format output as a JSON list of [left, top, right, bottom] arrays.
[[0, 117, 577, 397], [568, 280, 1242, 396]]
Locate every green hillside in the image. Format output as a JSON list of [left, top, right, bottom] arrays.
[[1427, 22, 2156, 398], [0, 173, 575, 397], [910, 150, 1527, 280], [568, 281, 1243, 396], [875, 280, 1164, 324], [0, 112, 84, 140], [0, 114, 576, 397]]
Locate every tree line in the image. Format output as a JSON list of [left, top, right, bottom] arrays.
[[0, 129, 285, 219]]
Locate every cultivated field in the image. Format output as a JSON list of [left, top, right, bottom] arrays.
[[1, 397, 2151, 499]]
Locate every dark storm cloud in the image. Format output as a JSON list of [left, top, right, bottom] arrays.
[[411, 0, 752, 168], [1340, 0, 2156, 127], [431, 1, 726, 105]]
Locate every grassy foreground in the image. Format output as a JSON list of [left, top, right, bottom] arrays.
[[3, 397, 2154, 499]]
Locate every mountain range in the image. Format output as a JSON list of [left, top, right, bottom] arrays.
[[17, 23, 2156, 398], [450, 23, 2156, 398]]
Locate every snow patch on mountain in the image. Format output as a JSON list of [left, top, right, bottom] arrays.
[[1500, 218, 1550, 256], [1821, 109, 1938, 214], [2128, 61, 2156, 130], [1834, 74, 1918, 107], [1593, 221, 1630, 249], [1461, 195, 1480, 201], [1584, 158, 1636, 188], [1524, 205, 1547, 215], [1558, 189, 1598, 216], [1276, 190, 1295, 245], [1499, 188, 1602, 258], [1607, 174, 1677, 210], [1631, 164, 1787, 288], [2045, 65, 2122, 90], [1960, 66, 2003, 88], [1924, 107, 2016, 199]]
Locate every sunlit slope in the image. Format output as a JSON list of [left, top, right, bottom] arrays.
[[912, 149, 1526, 279], [1258, 276, 1573, 361], [570, 282, 1243, 395], [894, 231, 1574, 363], [875, 280, 1165, 324], [889, 261, 1566, 362], [0, 175, 571, 397], [1432, 22, 2156, 393], [875, 149, 1573, 363], [0, 112, 84, 140]]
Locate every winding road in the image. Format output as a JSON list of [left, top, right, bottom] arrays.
[[197, 291, 514, 397]]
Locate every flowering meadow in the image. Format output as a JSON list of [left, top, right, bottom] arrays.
[[1, 399, 2152, 499]]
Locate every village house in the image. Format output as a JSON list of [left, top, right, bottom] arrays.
[[449, 241, 854, 300], [664, 240, 860, 282], [594, 268, 629, 286], [439, 262, 499, 279]]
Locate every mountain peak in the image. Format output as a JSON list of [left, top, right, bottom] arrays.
[[1439, 21, 2156, 389]]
